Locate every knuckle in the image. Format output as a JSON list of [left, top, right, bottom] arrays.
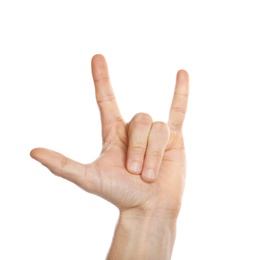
[[93, 76, 110, 84], [148, 150, 163, 159], [60, 156, 68, 171], [55, 155, 68, 177], [153, 121, 169, 133], [52, 155, 68, 177], [168, 132, 185, 149], [169, 122, 183, 131], [133, 113, 152, 126], [96, 93, 115, 104], [170, 106, 186, 114], [130, 144, 146, 154]]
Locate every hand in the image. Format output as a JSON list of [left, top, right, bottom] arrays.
[[30, 54, 189, 218]]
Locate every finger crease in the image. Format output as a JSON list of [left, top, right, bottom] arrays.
[[170, 107, 186, 114], [168, 122, 183, 131], [94, 77, 110, 83], [97, 94, 116, 104], [60, 155, 68, 170], [175, 92, 188, 97]]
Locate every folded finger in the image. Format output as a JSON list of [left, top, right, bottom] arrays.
[[142, 122, 170, 182], [127, 113, 153, 174]]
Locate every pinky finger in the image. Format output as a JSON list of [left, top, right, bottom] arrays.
[[168, 70, 189, 132]]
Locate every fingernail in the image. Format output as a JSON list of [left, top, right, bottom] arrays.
[[144, 169, 155, 179], [130, 162, 141, 173]]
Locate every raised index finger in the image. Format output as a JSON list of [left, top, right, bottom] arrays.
[[168, 70, 189, 131], [91, 54, 123, 129]]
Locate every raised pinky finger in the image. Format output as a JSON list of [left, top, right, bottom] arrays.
[[141, 122, 170, 182], [168, 70, 189, 132]]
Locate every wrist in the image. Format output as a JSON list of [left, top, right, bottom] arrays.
[[107, 210, 177, 260], [120, 210, 177, 247]]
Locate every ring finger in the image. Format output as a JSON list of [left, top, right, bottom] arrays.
[[127, 113, 153, 174]]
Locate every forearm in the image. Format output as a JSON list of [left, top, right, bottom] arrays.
[[107, 211, 177, 260]]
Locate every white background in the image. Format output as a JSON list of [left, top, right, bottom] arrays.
[[1, 0, 262, 259]]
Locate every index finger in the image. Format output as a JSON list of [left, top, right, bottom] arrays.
[[91, 54, 123, 129], [168, 70, 189, 131]]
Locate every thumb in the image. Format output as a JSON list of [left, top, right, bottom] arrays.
[[30, 148, 97, 193]]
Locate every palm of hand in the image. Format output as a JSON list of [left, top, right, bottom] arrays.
[[30, 55, 189, 217], [89, 124, 186, 216]]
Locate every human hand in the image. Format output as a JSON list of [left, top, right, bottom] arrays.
[[30, 54, 189, 218]]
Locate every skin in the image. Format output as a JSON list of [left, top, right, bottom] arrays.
[[30, 54, 189, 259]]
